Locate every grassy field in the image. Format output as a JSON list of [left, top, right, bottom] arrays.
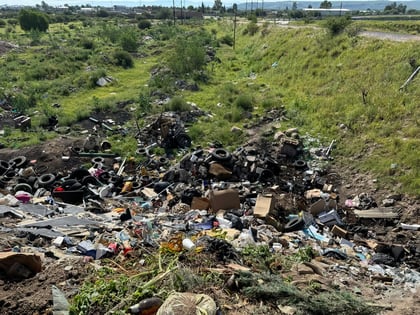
[[0, 15, 419, 194]]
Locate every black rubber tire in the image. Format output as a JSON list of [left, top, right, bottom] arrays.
[[211, 148, 231, 162], [158, 157, 168, 165], [293, 159, 307, 169], [91, 157, 105, 165], [3, 170, 17, 181], [61, 179, 83, 191], [136, 148, 147, 156], [131, 182, 141, 190], [82, 175, 99, 186], [14, 183, 33, 194], [280, 144, 298, 158], [37, 173, 56, 187], [0, 160, 10, 175], [284, 217, 305, 232], [9, 156, 27, 169], [258, 169, 274, 182], [175, 133, 192, 148], [98, 171, 111, 184], [70, 168, 90, 181]]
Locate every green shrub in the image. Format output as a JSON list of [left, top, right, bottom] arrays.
[[220, 34, 233, 46], [80, 37, 95, 49], [120, 32, 138, 52], [325, 16, 352, 36], [7, 19, 18, 26], [0, 19, 6, 28], [168, 35, 206, 76], [243, 22, 259, 36], [113, 50, 134, 68], [234, 94, 254, 111], [164, 96, 191, 112], [138, 19, 152, 30], [19, 9, 49, 32], [224, 106, 243, 122], [87, 68, 107, 88]]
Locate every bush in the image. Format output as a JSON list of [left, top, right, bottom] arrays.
[[138, 19, 152, 30], [220, 34, 233, 46], [243, 22, 259, 36], [19, 9, 49, 32], [7, 19, 18, 26], [234, 94, 254, 111], [113, 50, 134, 69], [0, 19, 6, 28], [325, 16, 352, 36], [169, 35, 206, 76], [87, 68, 107, 88], [120, 32, 138, 52], [164, 96, 191, 112], [79, 37, 95, 49]]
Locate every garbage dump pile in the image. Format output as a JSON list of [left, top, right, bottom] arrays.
[[0, 111, 419, 314]]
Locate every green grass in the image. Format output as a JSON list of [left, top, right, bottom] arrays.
[[1, 16, 420, 194]]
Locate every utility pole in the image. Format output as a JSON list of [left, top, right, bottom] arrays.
[[172, 0, 176, 25], [180, 0, 183, 24], [233, 9, 237, 50]]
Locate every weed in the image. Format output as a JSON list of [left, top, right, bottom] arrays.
[[164, 96, 191, 112]]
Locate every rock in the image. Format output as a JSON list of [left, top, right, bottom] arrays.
[[231, 126, 242, 134]]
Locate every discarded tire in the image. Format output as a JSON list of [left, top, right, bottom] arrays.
[[14, 183, 33, 194], [136, 148, 147, 156], [293, 159, 307, 169], [9, 156, 27, 169], [258, 169, 274, 182], [175, 133, 192, 148], [82, 175, 99, 186], [61, 179, 83, 191], [284, 217, 305, 232], [280, 143, 298, 158], [70, 168, 90, 181], [37, 173, 56, 187], [0, 160, 10, 175], [98, 171, 111, 184], [211, 148, 231, 162], [158, 157, 169, 166], [91, 157, 105, 165]]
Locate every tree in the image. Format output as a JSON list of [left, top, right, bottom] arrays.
[[384, 2, 406, 14], [213, 0, 223, 11], [320, 1, 332, 9], [18, 9, 49, 32]]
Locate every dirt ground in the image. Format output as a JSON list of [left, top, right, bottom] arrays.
[[0, 35, 419, 314], [0, 134, 419, 315]]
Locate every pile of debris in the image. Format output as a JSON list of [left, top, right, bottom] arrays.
[[0, 118, 419, 314]]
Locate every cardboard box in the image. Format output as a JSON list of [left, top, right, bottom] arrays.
[[309, 199, 326, 215], [209, 189, 240, 212], [253, 194, 275, 218], [331, 225, 348, 238], [191, 197, 210, 210]]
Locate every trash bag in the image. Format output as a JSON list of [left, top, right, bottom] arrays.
[[156, 292, 217, 315]]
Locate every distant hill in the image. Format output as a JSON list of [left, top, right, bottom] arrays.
[[236, 1, 420, 12]]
